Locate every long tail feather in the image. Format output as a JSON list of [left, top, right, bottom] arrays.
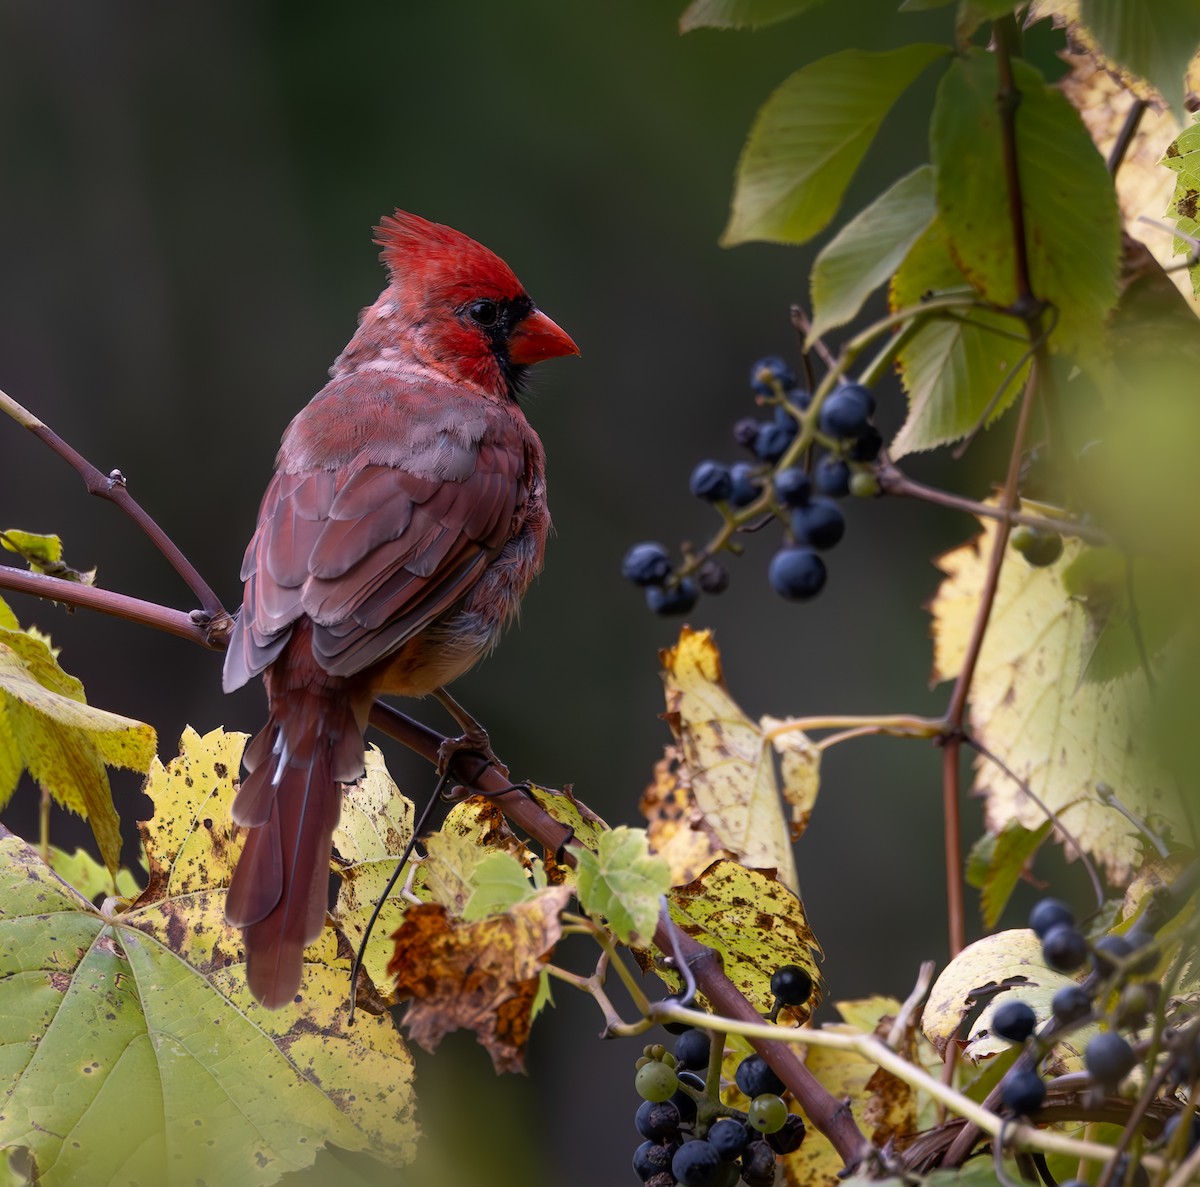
[[226, 682, 363, 1008]]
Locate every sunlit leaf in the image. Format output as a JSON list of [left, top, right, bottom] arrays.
[[889, 220, 1031, 456], [574, 825, 670, 944], [0, 616, 155, 873], [931, 516, 1182, 882], [1081, 0, 1200, 119], [661, 626, 818, 891], [679, 0, 828, 31], [0, 727, 416, 1186], [966, 820, 1053, 928], [931, 50, 1121, 357], [1162, 121, 1200, 295], [808, 165, 937, 342], [641, 745, 731, 886], [46, 845, 141, 902], [723, 44, 948, 246], [0, 529, 94, 585]]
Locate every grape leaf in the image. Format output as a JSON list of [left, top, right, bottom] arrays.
[[808, 164, 937, 342], [923, 930, 1096, 1070], [931, 517, 1182, 883], [888, 219, 1031, 457], [931, 50, 1121, 358], [679, 0, 828, 31], [655, 861, 822, 1024], [965, 819, 1053, 929], [574, 825, 670, 944], [462, 851, 543, 921], [0, 610, 155, 873], [1081, 0, 1200, 119], [661, 626, 821, 891], [722, 44, 948, 246], [0, 530, 94, 585], [387, 887, 569, 1074], [640, 745, 730, 886], [328, 747, 416, 993], [0, 726, 416, 1186], [1162, 121, 1200, 295], [46, 844, 141, 902]]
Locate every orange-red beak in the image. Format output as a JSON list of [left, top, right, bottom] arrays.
[[508, 308, 579, 365]]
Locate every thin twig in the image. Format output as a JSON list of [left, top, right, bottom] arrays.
[[789, 304, 837, 370], [1123, 556, 1157, 697], [0, 387, 226, 619], [1106, 98, 1147, 175]]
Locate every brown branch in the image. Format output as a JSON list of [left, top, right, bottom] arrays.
[[0, 386, 226, 618], [876, 461, 1103, 543], [0, 562, 224, 648]]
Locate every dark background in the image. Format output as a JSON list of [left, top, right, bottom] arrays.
[[0, 3, 1079, 1184]]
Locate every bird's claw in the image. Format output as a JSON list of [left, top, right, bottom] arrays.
[[437, 728, 509, 787]]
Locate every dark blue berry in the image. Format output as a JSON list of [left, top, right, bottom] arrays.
[[765, 1113, 805, 1154], [1029, 898, 1074, 939], [734, 1054, 785, 1099], [768, 548, 826, 601], [1001, 1067, 1045, 1115], [1092, 934, 1134, 975], [770, 965, 813, 1006], [750, 356, 796, 396], [729, 463, 762, 508], [647, 579, 698, 616], [1050, 984, 1092, 1025], [754, 421, 794, 463], [623, 542, 672, 587], [774, 467, 811, 508], [674, 1029, 712, 1071], [670, 1071, 705, 1123], [1163, 1111, 1200, 1153], [672, 1139, 722, 1187], [633, 1140, 676, 1181], [792, 498, 845, 550], [741, 1140, 776, 1180], [733, 417, 763, 449], [636, 1099, 682, 1141], [813, 455, 851, 498], [707, 1118, 751, 1160], [1042, 924, 1088, 972], [818, 383, 874, 440], [696, 558, 730, 594], [690, 460, 733, 502], [849, 425, 883, 462], [1085, 1032, 1136, 1087], [992, 1000, 1037, 1043]]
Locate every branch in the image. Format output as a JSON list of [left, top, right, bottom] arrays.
[[0, 386, 226, 619]]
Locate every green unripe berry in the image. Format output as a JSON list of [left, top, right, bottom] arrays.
[[635, 1060, 679, 1103], [747, 1093, 789, 1134], [849, 470, 879, 498]]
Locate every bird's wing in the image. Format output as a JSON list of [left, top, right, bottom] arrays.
[[223, 382, 526, 689]]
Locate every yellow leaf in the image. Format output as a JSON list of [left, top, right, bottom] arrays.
[[640, 745, 729, 886], [931, 517, 1181, 883], [659, 861, 822, 1024], [0, 623, 155, 872], [922, 930, 1095, 1071], [661, 627, 811, 892], [1, 726, 416, 1185]]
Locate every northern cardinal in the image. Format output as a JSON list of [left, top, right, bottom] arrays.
[[222, 211, 577, 1008]]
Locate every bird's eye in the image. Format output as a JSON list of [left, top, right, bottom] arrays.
[[467, 299, 499, 327]]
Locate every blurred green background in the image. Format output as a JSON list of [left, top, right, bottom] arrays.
[[0, 2, 1080, 1184]]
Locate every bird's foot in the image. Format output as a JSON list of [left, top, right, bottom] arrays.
[[436, 727, 510, 786]]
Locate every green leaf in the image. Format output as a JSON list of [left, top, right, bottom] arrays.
[[574, 825, 670, 944], [966, 820, 1053, 928], [1162, 121, 1200, 294], [0, 530, 61, 568], [723, 44, 948, 246], [679, 0, 828, 31], [808, 164, 937, 342], [888, 219, 1032, 456], [47, 845, 141, 901], [0, 728, 417, 1185], [1081, 0, 1200, 118], [930, 50, 1121, 358], [0, 623, 156, 873], [956, 0, 1025, 36], [463, 851, 541, 921]]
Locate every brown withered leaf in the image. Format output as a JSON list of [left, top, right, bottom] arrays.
[[640, 744, 729, 886], [388, 885, 570, 1073]]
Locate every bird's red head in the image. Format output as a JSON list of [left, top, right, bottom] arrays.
[[337, 210, 578, 399]]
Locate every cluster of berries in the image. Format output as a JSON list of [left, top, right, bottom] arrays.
[[989, 895, 1196, 1171], [622, 357, 882, 614], [632, 966, 813, 1186]]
